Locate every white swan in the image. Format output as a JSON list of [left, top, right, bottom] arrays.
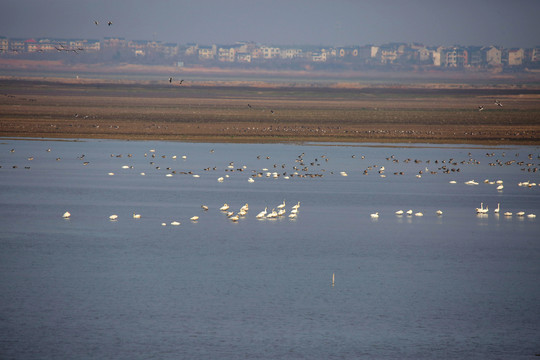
[[414, 212, 424, 217], [292, 202, 301, 210], [133, 212, 141, 219], [395, 210, 404, 215], [256, 207, 267, 218], [516, 211, 525, 216], [109, 214, 118, 220], [288, 213, 297, 218], [277, 201, 286, 209], [370, 212, 379, 218], [190, 216, 199, 221], [171, 221, 181, 226], [62, 211, 71, 218], [494, 203, 500, 213], [219, 203, 230, 211], [527, 213, 536, 218], [267, 209, 278, 218], [436, 210, 443, 216], [504, 212, 512, 216], [406, 209, 413, 215]]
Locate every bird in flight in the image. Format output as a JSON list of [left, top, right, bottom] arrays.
[[478, 106, 484, 111], [169, 77, 173, 83], [108, 21, 113, 26], [495, 100, 503, 107], [179, 79, 184, 84], [94, 20, 99, 25]]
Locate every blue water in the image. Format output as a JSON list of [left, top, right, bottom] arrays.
[[1, 138, 539, 359]]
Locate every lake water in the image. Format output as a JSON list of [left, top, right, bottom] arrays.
[[1, 138, 539, 359]]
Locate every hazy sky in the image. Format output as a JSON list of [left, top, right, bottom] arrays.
[[1, 0, 539, 47]]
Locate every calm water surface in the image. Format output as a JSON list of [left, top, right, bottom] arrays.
[[1, 138, 539, 359]]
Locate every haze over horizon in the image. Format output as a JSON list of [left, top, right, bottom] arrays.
[[1, 0, 539, 48]]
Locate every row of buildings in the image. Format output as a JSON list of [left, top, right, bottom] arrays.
[[1, 36, 539, 69]]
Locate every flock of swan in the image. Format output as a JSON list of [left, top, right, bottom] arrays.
[[475, 202, 536, 218], [62, 200, 301, 226]]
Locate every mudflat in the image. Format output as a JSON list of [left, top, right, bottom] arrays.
[[1, 78, 539, 144]]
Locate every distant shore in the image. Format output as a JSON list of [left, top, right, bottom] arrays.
[[1, 76, 539, 145]]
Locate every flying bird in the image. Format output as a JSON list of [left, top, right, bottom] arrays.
[[495, 100, 503, 107], [179, 79, 184, 84], [478, 106, 484, 111], [169, 77, 173, 83], [108, 21, 113, 26], [94, 20, 99, 25]]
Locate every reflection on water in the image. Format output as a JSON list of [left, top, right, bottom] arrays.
[[0, 138, 539, 359]]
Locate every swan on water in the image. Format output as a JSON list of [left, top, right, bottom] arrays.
[[494, 203, 500, 213], [504, 212, 512, 216], [62, 211, 71, 218], [171, 221, 181, 226], [133, 213, 141, 219], [436, 210, 443, 216], [109, 214, 118, 220], [219, 204, 230, 211], [395, 210, 404, 215], [277, 201, 286, 209], [256, 207, 267, 218], [370, 212, 379, 218], [414, 212, 424, 217], [406, 210, 413, 215], [190, 216, 199, 221]]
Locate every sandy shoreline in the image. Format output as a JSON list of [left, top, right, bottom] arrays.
[[1, 78, 539, 145]]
